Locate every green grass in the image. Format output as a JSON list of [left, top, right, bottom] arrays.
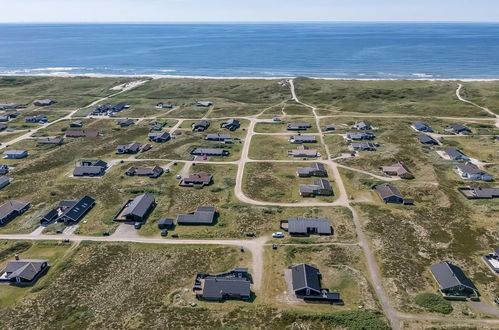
[[440, 136, 499, 163], [0, 76, 135, 112], [262, 244, 378, 314], [0, 240, 71, 307], [254, 117, 318, 133], [248, 135, 325, 160], [293, 78, 492, 118], [106, 78, 291, 119], [243, 162, 337, 203], [137, 130, 243, 161], [179, 119, 249, 139], [460, 81, 499, 115], [414, 293, 453, 314], [355, 164, 499, 311], [0, 241, 252, 329]]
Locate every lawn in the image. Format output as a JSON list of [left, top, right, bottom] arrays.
[[254, 117, 319, 133], [440, 135, 499, 163], [243, 162, 338, 203], [0, 240, 71, 307], [323, 135, 351, 158], [179, 118, 249, 139], [248, 135, 325, 160], [137, 131, 243, 162], [261, 244, 379, 313]]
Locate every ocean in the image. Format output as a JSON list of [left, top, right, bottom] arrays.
[[0, 23, 499, 79]]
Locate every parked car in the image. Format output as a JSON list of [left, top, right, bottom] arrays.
[[161, 229, 168, 237], [103, 231, 110, 236], [56, 229, 63, 234], [272, 244, 277, 250], [240, 246, 245, 252], [172, 233, 179, 238], [63, 239, 70, 243], [272, 232, 284, 238], [245, 232, 256, 237], [134, 222, 142, 230]]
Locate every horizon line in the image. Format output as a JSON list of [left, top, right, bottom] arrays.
[[1, 20, 499, 25]]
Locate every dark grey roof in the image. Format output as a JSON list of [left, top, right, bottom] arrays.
[[375, 183, 403, 200], [430, 262, 478, 292], [202, 277, 250, 300], [444, 147, 467, 159], [123, 193, 155, 219], [456, 163, 485, 175], [290, 135, 316, 142], [287, 122, 312, 129], [59, 196, 95, 222], [73, 166, 103, 176], [158, 218, 174, 226], [291, 264, 321, 294], [350, 142, 377, 150], [418, 134, 438, 144], [413, 122, 432, 131], [3, 149, 27, 156], [0, 176, 11, 186], [177, 206, 216, 224], [288, 218, 332, 235], [92, 160, 108, 168], [353, 121, 371, 129], [191, 148, 227, 156], [148, 132, 170, 140], [450, 123, 470, 132], [0, 200, 30, 220], [193, 120, 210, 127], [296, 162, 327, 176], [42, 209, 58, 222], [315, 179, 331, 191], [346, 132, 375, 140], [461, 187, 499, 199], [1, 259, 48, 281], [299, 185, 315, 194], [206, 133, 231, 140], [224, 119, 240, 126]]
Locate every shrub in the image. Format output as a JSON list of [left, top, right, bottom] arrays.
[[415, 293, 453, 314], [0, 241, 32, 260]]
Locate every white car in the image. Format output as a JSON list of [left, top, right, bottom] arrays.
[[272, 232, 284, 238]]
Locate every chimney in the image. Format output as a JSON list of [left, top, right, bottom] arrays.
[[15, 254, 19, 260]]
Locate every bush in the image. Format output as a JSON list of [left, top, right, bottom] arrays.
[[0, 241, 32, 260], [415, 293, 453, 314]]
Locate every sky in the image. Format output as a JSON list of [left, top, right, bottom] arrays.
[[0, 0, 498, 23]]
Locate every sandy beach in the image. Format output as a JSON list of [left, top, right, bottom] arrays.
[[2, 72, 499, 82]]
